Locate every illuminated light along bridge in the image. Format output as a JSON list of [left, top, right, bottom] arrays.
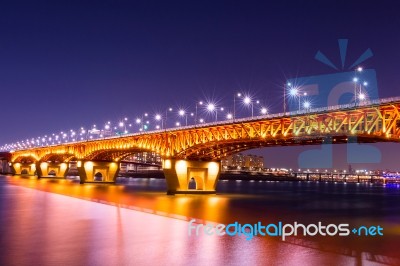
[[2, 97, 400, 194]]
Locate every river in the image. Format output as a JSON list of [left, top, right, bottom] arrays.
[[0, 175, 399, 265]]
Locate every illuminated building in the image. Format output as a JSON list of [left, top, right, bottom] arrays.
[[222, 153, 264, 171]]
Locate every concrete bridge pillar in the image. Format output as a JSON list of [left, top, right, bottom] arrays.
[[10, 162, 36, 176], [36, 162, 69, 178], [162, 159, 221, 195], [77, 161, 120, 183], [0, 160, 9, 174]]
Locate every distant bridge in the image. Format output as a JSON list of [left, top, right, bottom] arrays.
[[4, 97, 400, 194]]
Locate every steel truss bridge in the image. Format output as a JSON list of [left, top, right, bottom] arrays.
[[4, 97, 400, 194]]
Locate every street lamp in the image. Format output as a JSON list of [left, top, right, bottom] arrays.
[[234, 93, 242, 120], [136, 118, 142, 131], [178, 109, 188, 126], [136, 113, 148, 132], [118, 121, 126, 134], [104, 121, 112, 137], [155, 114, 163, 129], [195, 101, 203, 124], [301, 92, 307, 109], [354, 67, 363, 105], [288, 85, 306, 110], [219, 107, 224, 121], [303, 101, 311, 110], [261, 107, 268, 115], [207, 103, 217, 121], [165, 107, 173, 129], [154, 114, 164, 129], [359, 82, 368, 103], [243, 96, 254, 117]]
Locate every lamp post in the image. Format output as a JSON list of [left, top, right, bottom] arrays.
[[207, 103, 217, 121], [104, 121, 112, 137], [243, 96, 253, 117], [165, 107, 172, 129], [234, 93, 241, 120], [218, 107, 224, 121], [359, 81, 368, 103], [301, 92, 307, 110], [118, 121, 125, 135], [178, 109, 188, 126], [136, 118, 142, 131], [303, 101, 311, 110], [288, 85, 307, 111], [284, 83, 288, 114], [354, 67, 363, 106], [155, 114, 163, 129], [353, 77, 359, 105], [195, 101, 203, 124], [136, 113, 148, 132]]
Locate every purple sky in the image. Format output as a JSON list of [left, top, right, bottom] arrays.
[[1, 1, 400, 170]]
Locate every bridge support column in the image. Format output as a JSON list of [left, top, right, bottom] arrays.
[[36, 162, 69, 178], [162, 159, 221, 195], [10, 162, 36, 176], [0, 160, 10, 174], [77, 161, 120, 184]]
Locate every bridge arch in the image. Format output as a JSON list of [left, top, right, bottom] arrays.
[[12, 155, 38, 164], [175, 138, 279, 160], [175, 135, 344, 160], [84, 148, 154, 161], [40, 153, 76, 163], [48, 170, 56, 176], [94, 172, 103, 181], [188, 176, 204, 190]]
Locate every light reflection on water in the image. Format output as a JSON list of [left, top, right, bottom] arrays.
[[0, 175, 399, 265]]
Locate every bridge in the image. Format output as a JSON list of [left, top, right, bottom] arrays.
[[3, 97, 400, 194]]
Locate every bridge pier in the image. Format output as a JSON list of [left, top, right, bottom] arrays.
[[10, 162, 36, 176], [0, 160, 10, 174], [162, 159, 221, 195], [77, 161, 120, 183], [36, 162, 69, 178]]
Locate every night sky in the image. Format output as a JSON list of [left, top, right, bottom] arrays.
[[1, 1, 400, 170]]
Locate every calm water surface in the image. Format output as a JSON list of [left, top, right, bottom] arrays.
[[0, 175, 399, 266]]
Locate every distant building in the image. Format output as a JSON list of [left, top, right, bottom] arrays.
[[222, 153, 264, 171], [121, 152, 162, 172], [123, 152, 161, 165]]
